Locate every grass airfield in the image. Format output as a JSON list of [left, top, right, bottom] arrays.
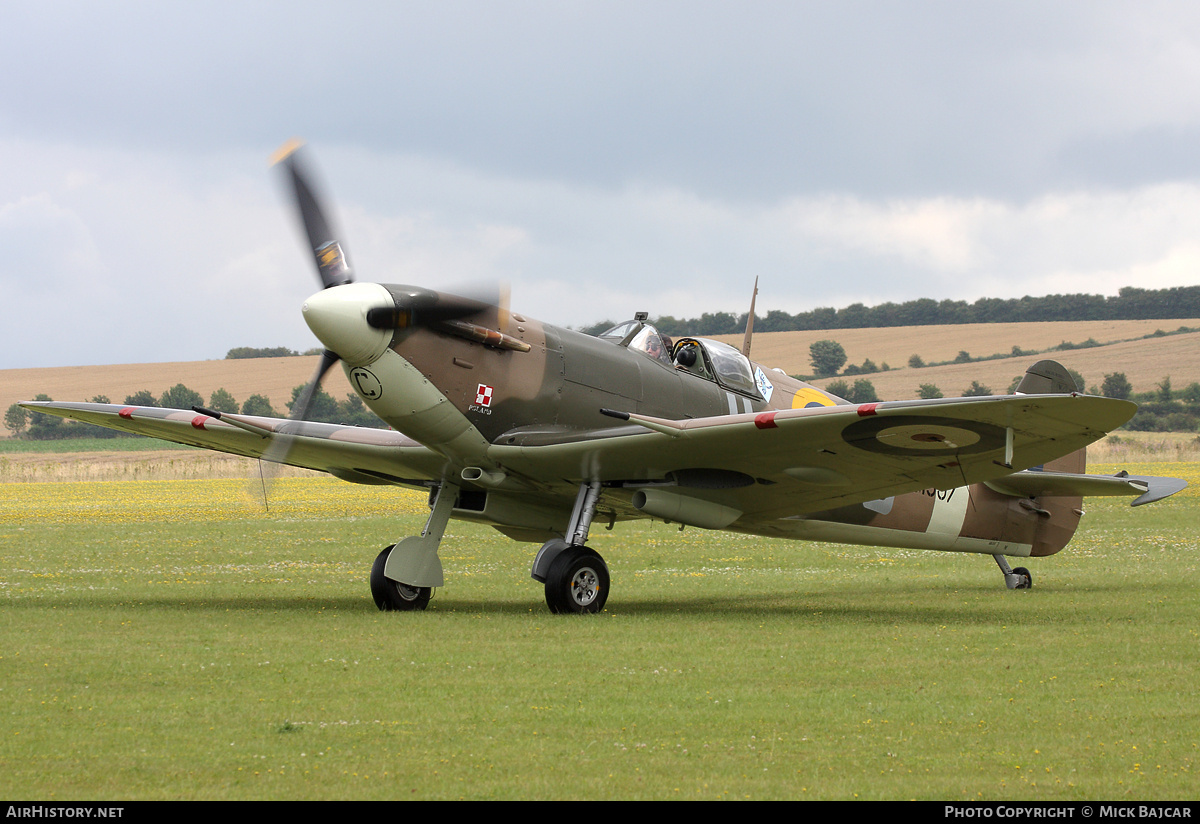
[[1, 466, 1197, 800]]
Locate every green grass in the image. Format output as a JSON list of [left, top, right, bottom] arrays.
[[0, 476, 1197, 800]]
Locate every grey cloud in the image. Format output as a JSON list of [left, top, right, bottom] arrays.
[[6, 2, 1200, 368]]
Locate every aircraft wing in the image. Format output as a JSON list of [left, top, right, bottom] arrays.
[[18, 400, 447, 487], [488, 394, 1143, 523], [23, 394, 1172, 526]]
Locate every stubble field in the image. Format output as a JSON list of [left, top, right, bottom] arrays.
[[1, 457, 1197, 800], [5, 317, 1200, 437]]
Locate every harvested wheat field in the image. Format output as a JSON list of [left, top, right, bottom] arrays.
[[807, 329, 1200, 402], [1, 355, 354, 436], [717, 318, 1200, 373], [4, 319, 1200, 436], [713, 320, 1200, 401]]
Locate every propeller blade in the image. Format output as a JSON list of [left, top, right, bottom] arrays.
[[282, 349, 340, 438], [364, 283, 509, 330], [240, 349, 341, 509], [249, 141, 354, 507], [272, 139, 353, 289], [260, 348, 340, 466]]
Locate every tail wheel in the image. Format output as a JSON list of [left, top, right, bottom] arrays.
[[370, 545, 432, 611], [1011, 566, 1033, 590], [544, 545, 609, 615]]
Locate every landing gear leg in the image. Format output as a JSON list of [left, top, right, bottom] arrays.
[[370, 481, 459, 611], [993, 554, 1033, 590], [532, 481, 609, 614]]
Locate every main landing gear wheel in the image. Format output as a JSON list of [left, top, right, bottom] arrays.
[[370, 545, 431, 611], [544, 545, 609, 615]]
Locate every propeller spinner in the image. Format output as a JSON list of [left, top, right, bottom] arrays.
[[271, 140, 516, 452]]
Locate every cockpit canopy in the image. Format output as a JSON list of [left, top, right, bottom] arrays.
[[597, 320, 762, 399], [685, 337, 760, 397], [595, 320, 641, 343]]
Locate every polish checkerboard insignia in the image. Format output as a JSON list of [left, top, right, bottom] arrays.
[[475, 384, 494, 407]]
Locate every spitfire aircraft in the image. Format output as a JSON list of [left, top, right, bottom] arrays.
[[22, 144, 1187, 614]]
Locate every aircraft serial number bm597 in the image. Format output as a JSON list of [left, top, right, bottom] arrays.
[[23, 143, 1186, 614]]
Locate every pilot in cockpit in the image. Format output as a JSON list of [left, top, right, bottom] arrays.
[[631, 326, 673, 366]]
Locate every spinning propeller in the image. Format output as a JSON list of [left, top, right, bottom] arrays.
[[272, 141, 512, 423], [240, 140, 515, 483]]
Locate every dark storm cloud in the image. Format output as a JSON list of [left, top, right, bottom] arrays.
[[7, 2, 1200, 199]]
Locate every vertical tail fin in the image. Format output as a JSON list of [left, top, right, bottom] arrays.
[[1014, 359, 1080, 395], [1015, 359, 1085, 555], [1014, 357, 1087, 477]]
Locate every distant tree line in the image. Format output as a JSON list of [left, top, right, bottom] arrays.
[[579, 285, 1200, 337], [6, 382, 388, 440], [1119, 376, 1200, 432], [225, 346, 323, 359]]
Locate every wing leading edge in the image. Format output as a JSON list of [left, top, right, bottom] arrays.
[[18, 400, 447, 487]]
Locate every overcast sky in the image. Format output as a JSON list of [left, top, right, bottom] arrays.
[[6, 1, 1200, 369]]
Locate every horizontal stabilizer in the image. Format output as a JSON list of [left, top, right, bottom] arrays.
[[985, 470, 1187, 506]]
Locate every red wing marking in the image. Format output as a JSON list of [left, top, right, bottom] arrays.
[[754, 412, 778, 429]]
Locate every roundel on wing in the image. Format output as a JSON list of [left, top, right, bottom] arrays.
[[841, 415, 1007, 457]]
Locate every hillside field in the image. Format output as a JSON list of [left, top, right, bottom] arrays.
[[1, 355, 353, 437], [3, 318, 1200, 437], [716, 318, 1200, 399]]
